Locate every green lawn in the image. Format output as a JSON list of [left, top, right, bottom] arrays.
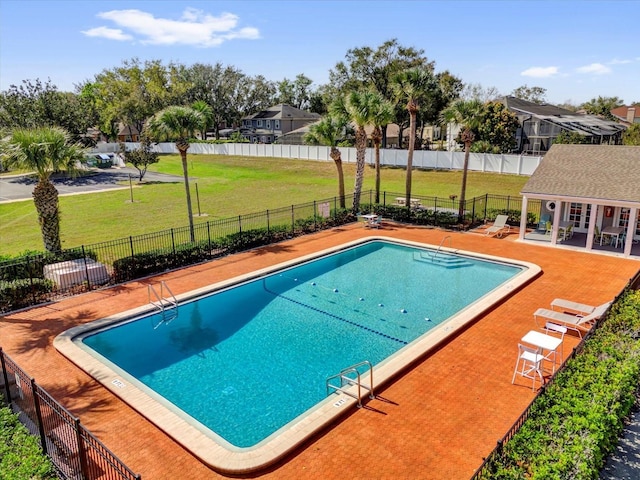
[[0, 155, 528, 256]]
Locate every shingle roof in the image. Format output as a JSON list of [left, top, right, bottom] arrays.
[[245, 104, 321, 121], [521, 144, 640, 203], [504, 96, 577, 116]]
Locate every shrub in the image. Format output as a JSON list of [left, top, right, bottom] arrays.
[[0, 278, 54, 311], [112, 241, 224, 282], [485, 208, 537, 226], [0, 401, 56, 479]]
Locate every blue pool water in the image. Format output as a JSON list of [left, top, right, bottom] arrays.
[[82, 240, 522, 448]]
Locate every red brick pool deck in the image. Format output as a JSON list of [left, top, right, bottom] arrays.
[[1, 223, 638, 480]]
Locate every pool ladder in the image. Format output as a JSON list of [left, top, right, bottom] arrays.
[[326, 361, 375, 408], [148, 281, 177, 313]]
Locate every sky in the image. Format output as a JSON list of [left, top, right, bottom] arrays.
[[1, 0, 639, 106]]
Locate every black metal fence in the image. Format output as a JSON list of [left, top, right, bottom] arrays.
[[468, 269, 640, 480], [0, 191, 540, 314], [0, 348, 140, 480]]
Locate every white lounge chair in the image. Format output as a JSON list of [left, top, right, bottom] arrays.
[[485, 215, 510, 238], [533, 302, 610, 337], [550, 298, 600, 315]]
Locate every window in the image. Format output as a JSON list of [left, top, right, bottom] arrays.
[[257, 120, 263, 127], [266, 120, 271, 128], [619, 209, 640, 236], [274, 120, 280, 130]]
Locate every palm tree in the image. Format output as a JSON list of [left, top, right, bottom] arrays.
[[147, 105, 204, 241], [441, 99, 484, 222], [1, 127, 85, 252], [191, 100, 214, 140], [331, 91, 379, 212], [369, 94, 395, 204], [304, 115, 350, 208], [392, 68, 437, 208]]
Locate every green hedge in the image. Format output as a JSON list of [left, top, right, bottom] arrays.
[[479, 289, 640, 479], [0, 401, 56, 479], [0, 278, 54, 312]]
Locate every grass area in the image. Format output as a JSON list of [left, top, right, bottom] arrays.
[[0, 155, 528, 255]]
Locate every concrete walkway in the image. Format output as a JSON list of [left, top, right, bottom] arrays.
[[600, 395, 640, 479]]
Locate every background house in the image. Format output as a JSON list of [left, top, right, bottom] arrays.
[[610, 106, 639, 126], [504, 97, 626, 155], [241, 104, 320, 144]]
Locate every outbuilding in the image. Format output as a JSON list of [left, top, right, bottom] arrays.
[[518, 144, 640, 258]]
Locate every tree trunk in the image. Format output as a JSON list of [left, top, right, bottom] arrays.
[[178, 145, 195, 242], [406, 102, 417, 208], [372, 126, 382, 204], [330, 147, 346, 209], [458, 128, 475, 222], [459, 139, 471, 222], [352, 126, 367, 212], [33, 180, 62, 252]]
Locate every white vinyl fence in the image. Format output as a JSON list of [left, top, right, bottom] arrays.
[[91, 143, 543, 176]]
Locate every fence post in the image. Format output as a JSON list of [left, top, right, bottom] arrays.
[[0, 349, 12, 405], [238, 215, 242, 233], [267, 210, 270, 233], [81, 246, 91, 290], [291, 205, 295, 233], [313, 201, 317, 230], [206, 222, 211, 252], [129, 236, 135, 258], [30, 379, 48, 455], [28, 255, 37, 306], [484, 194, 488, 219], [73, 418, 90, 480], [170, 229, 176, 256]]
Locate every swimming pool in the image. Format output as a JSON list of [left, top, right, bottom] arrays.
[[55, 237, 540, 473]]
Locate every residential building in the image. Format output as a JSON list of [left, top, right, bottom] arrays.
[[241, 104, 321, 144], [610, 105, 639, 126], [504, 97, 626, 155]]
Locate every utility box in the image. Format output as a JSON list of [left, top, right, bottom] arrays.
[[44, 259, 109, 289]]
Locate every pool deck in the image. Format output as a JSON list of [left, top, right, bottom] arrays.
[[1, 222, 639, 480]]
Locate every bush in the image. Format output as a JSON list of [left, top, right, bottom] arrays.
[[112, 241, 224, 282], [479, 289, 640, 479], [0, 278, 54, 311], [485, 208, 537, 226], [0, 401, 56, 479]]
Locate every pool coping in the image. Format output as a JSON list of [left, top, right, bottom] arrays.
[[53, 236, 541, 474]]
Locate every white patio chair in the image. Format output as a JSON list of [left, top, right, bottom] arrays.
[[541, 322, 567, 372], [512, 343, 545, 391]]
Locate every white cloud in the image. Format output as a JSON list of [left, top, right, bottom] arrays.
[[520, 66, 559, 78], [608, 58, 632, 65], [576, 63, 611, 75], [81, 26, 133, 41], [83, 8, 259, 47]]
